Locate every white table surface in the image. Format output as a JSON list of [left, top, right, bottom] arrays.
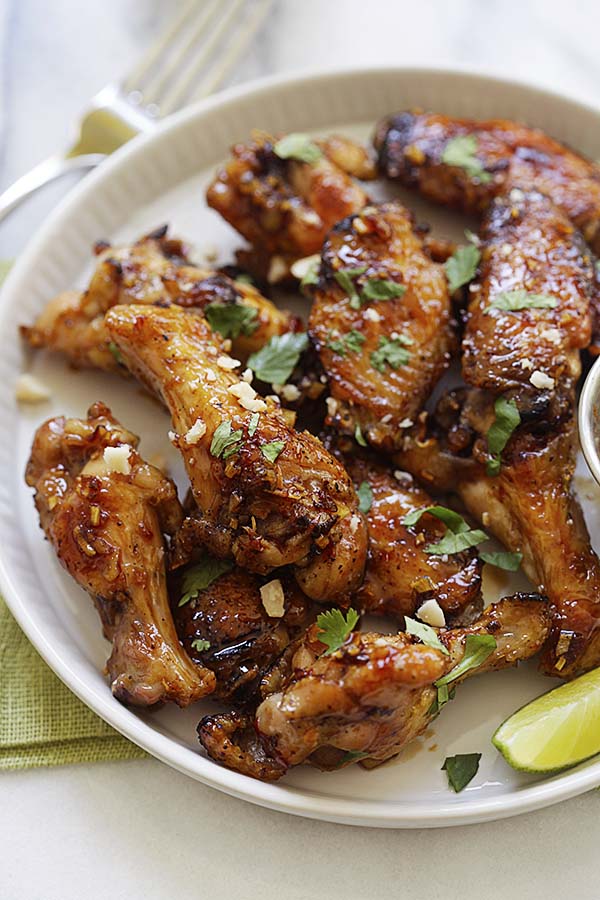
[[3, 1, 600, 896]]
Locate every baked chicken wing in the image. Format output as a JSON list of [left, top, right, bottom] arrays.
[[25, 402, 215, 707], [105, 304, 368, 601], [198, 594, 550, 780], [308, 202, 454, 451], [206, 131, 373, 281], [21, 226, 294, 371]]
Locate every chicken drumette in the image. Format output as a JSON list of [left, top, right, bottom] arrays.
[[105, 304, 368, 601], [25, 402, 214, 707], [308, 202, 454, 451]]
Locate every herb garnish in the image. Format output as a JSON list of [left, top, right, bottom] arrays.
[[179, 556, 234, 607], [360, 278, 406, 302], [334, 267, 367, 309], [205, 302, 259, 339], [479, 549, 523, 571], [445, 244, 481, 293], [405, 616, 449, 656], [442, 753, 482, 792], [260, 440, 285, 463], [316, 607, 360, 655], [402, 505, 487, 556], [370, 334, 412, 372], [247, 332, 309, 385], [210, 420, 244, 460], [191, 638, 211, 653], [357, 481, 373, 514], [434, 634, 497, 707], [336, 750, 369, 767], [486, 396, 521, 476], [108, 341, 124, 365], [354, 423, 367, 447], [441, 134, 492, 183], [300, 256, 320, 289], [327, 329, 366, 357], [486, 290, 557, 313], [273, 133, 322, 164], [248, 412, 260, 437]]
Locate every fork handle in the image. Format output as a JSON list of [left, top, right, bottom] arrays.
[[0, 153, 106, 224]]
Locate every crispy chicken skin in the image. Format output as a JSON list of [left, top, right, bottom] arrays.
[[206, 131, 372, 281], [21, 227, 294, 371], [308, 202, 454, 451], [25, 402, 215, 707], [105, 304, 368, 601], [172, 563, 314, 702], [346, 455, 482, 624], [374, 111, 600, 254], [463, 190, 593, 412], [198, 594, 550, 780], [399, 407, 600, 680]]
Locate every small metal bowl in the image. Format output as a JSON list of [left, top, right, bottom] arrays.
[[579, 357, 600, 485]]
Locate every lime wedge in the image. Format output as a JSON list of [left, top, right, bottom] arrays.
[[493, 668, 600, 773]]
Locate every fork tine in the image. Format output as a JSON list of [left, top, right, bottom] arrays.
[[139, 0, 223, 108], [121, 0, 202, 95], [157, 0, 246, 117], [189, 0, 274, 101]]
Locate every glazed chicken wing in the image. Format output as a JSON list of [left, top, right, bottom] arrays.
[[308, 202, 454, 451], [374, 110, 600, 254], [198, 594, 550, 780], [25, 402, 215, 707], [345, 455, 482, 624], [105, 304, 368, 601], [21, 226, 294, 371], [206, 131, 373, 282]]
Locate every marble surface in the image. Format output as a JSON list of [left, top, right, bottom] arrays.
[[3, 0, 600, 896]]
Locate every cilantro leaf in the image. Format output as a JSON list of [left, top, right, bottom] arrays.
[[260, 440, 285, 463], [247, 332, 309, 385], [442, 753, 481, 792], [370, 334, 412, 372], [274, 133, 322, 164], [486, 396, 521, 476], [205, 302, 259, 339], [441, 134, 492, 184], [356, 480, 373, 514], [354, 423, 367, 447], [486, 290, 557, 313], [360, 278, 406, 302], [445, 244, 481, 293], [327, 329, 366, 357], [190, 638, 211, 653], [316, 607, 360, 655], [108, 341, 124, 365], [402, 505, 469, 532], [480, 549, 523, 571], [425, 528, 488, 555], [334, 267, 368, 309], [248, 412, 260, 437], [299, 256, 320, 289], [210, 420, 243, 459], [179, 556, 234, 607], [405, 616, 449, 656], [435, 634, 497, 690]]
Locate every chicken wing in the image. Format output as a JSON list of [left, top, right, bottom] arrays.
[[374, 110, 600, 254], [105, 304, 368, 601], [308, 202, 454, 451], [21, 226, 294, 371], [25, 402, 215, 707], [198, 594, 550, 780], [345, 454, 482, 624], [206, 131, 372, 282]]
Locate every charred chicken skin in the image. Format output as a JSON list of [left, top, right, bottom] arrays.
[[345, 455, 482, 624], [308, 202, 454, 451], [105, 304, 368, 601], [25, 402, 215, 707], [206, 131, 373, 281], [374, 110, 600, 255], [21, 226, 294, 371], [198, 594, 550, 780]]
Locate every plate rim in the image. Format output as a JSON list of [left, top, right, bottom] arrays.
[[4, 63, 600, 828]]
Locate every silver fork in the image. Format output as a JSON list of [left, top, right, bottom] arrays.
[[0, 0, 273, 224]]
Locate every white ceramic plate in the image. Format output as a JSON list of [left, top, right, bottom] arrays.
[[4, 67, 600, 828]]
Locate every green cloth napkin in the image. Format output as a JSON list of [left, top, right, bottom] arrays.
[[0, 596, 147, 770]]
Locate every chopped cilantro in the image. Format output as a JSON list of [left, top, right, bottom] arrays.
[[179, 556, 234, 607], [274, 133, 322, 164], [370, 334, 412, 373], [204, 302, 259, 339], [247, 332, 309, 385], [327, 329, 366, 357], [316, 607, 360, 655], [441, 134, 492, 183]]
